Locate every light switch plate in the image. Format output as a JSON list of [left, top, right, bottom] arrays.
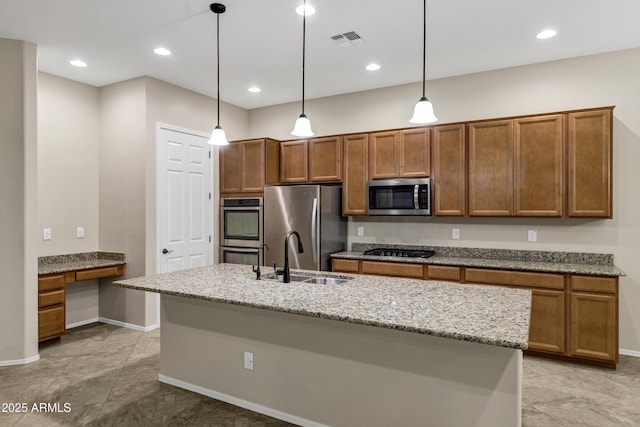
[[43, 228, 52, 241], [528, 229, 538, 242], [243, 351, 254, 371], [357, 226, 364, 237], [77, 226, 85, 238]]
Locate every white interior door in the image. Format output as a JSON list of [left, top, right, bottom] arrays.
[[157, 124, 212, 274]]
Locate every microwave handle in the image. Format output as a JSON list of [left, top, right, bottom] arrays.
[[413, 185, 419, 209]]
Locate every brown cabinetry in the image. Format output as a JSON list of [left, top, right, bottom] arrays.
[[569, 275, 618, 362], [309, 136, 342, 182], [468, 120, 514, 216], [361, 261, 424, 278], [432, 124, 466, 216], [342, 134, 369, 215], [220, 138, 279, 194], [280, 140, 308, 183], [38, 274, 66, 342], [369, 129, 430, 180], [567, 108, 612, 218]]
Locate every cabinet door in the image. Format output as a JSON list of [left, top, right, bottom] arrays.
[[514, 115, 564, 216], [568, 109, 612, 218], [38, 305, 65, 341], [570, 292, 617, 362], [280, 140, 309, 183], [309, 136, 342, 182], [399, 128, 430, 177], [369, 131, 399, 179], [468, 120, 514, 216], [432, 124, 466, 216], [241, 139, 265, 192], [343, 134, 369, 215], [219, 143, 242, 193], [528, 289, 565, 354]]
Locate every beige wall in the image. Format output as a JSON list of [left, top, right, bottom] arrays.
[[0, 39, 38, 363], [248, 48, 640, 353]]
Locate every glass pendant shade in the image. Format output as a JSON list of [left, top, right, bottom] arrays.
[[409, 96, 438, 124], [209, 125, 229, 145], [291, 113, 314, 137]]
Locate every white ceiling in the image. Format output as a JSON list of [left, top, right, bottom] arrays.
[[2, 0, 640, 110]]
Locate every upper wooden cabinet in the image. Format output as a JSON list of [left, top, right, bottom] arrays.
[[369, 129, 430, 180], [514, 114, 564, 216], [468, 120, 514, 216], [432, 124, 466, 216], [220, 138, 279, 194], [468, 115, 564, 217], [568, 108, 612, 218], [342, 133, 369, 215], [309, 136, 342, 182], [280, 140, 308, 183]]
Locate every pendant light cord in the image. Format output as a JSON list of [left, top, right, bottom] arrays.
[[421, 0, 426, 98], [301, 0, 307, 115], [216, 11, 221, 126]]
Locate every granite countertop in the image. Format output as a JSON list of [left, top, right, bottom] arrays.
[[114, 263, 531, 350], [38, 252, 126, 275], [331, 245, 625, 277]]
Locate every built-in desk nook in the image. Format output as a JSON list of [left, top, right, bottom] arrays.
[[37, 252, 126, 342]]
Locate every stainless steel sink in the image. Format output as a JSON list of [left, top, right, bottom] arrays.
[[260, 272, 351, 284]]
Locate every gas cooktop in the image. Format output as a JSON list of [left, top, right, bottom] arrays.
[[362, 248, 435, 259]]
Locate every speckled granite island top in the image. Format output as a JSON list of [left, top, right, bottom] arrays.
[[38, 252, 126, 275], [114, 263, 531, 350], [332, 244, 625, 277]]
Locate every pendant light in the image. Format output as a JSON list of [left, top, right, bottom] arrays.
[[409, 0, 438, 124], [291, 0, 314, 137], [209, 3, 229, 145]]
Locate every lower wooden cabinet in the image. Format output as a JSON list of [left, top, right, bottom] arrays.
[[332, 259, 619, 366], [38, 274, 66, 342]]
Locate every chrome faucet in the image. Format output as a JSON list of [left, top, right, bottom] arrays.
[[283, 230, 304, 283]]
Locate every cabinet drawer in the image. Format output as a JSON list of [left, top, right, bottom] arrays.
[[427, 266, 461, 281], [332, 259, 360, 273], [465, 268, 565, 290], [38, 305, 65, 341], [38, 289, 65, 308], [362, 261, 424, 278], [571, 275, 617, 294], [75, 265, 125, 281], [38, 274, 65, 292]]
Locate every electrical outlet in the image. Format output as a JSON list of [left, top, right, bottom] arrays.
[[528, 229, 538, 242], [452, 228, 460, 240], [76, 226, 85, 238], [357, 226, 364, 237], [43, 228, 52, 241], [243, 351, 254, 371]]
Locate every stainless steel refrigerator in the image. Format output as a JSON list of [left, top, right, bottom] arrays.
[[263, 185, 347, 271]]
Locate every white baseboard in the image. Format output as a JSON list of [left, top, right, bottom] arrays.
[[98, 317, 159, 332], [159, 374, 328, 427], [0, 353, 40, 367], [619, 348, 640, 358], [66, 317, 100, 329]]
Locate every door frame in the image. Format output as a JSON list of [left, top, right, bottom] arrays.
[[155, 122, 216, 322]]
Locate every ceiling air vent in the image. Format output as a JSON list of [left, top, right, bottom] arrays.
[[330, 31, 364, 47]]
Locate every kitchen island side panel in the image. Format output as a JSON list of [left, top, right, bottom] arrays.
[[160, 294, 522, 427]]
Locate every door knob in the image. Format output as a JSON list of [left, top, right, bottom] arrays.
[[162, 248, 173, 254]]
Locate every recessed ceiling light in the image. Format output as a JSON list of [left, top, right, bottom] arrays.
[[248, 86, 261, 93], [296, 4, 315, 16], [154, 47, 172, 56], [536, 29, 557, 40], [366, 63, 381, 71], [69, 59, 87, 67]]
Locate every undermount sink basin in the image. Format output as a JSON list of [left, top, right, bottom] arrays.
[[260, 272, 351, 285]]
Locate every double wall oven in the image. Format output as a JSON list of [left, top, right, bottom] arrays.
[[220, 197, 264, 266]]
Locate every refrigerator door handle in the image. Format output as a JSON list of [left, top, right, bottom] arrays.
[[311, 197, 318, 262]]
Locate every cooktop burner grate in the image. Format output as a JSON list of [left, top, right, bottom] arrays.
[[363, 248, 435, 258]]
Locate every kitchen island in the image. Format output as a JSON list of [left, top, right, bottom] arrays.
[[115, 263, 531, 427]]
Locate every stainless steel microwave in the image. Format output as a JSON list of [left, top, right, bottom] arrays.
[[367, 178, 431, 216]]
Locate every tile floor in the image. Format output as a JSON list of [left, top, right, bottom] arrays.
[[0, 322, 638, 426]]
